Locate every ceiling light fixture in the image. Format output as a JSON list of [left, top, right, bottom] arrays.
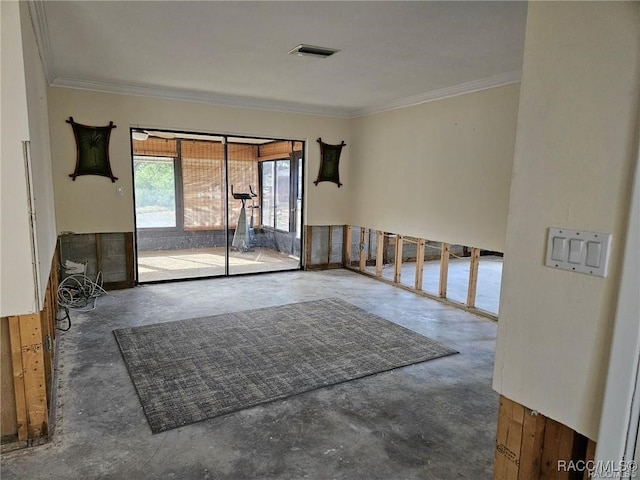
[[288, 44, 340, 59]]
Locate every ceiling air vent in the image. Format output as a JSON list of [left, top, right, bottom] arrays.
[[288, 44, 340, 59]]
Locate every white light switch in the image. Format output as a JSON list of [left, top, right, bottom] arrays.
[[568, 239, 584, 264], [586, 242, 602, 268], [545, 228, 611, 277], [551, 237, 567, 261]]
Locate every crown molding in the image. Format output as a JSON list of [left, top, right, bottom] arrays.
[[50, 77, 354, 119], [51, 72, 521, 120], [28, 1, 55, 83], [350, 70, 522, 118]]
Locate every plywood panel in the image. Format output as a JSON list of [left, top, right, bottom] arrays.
[[494, 396, 525, 480], [494, 395, 595, 480]]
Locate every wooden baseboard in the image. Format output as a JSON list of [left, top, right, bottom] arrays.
[[304, 262, 343, 271]]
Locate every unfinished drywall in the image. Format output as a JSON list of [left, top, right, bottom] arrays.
[[20, 2, 58, 310], [349, 84, 519, 252], [493, 1, 640, 440], [0, 318, 17, 438], [47, 88, 351, 234], [0, 1, 38, 316]]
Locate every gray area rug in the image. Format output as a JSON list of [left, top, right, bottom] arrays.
[[113, 298, 457, 433]]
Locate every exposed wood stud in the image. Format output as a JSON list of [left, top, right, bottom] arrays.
[[41, 290, 53, 404], [583, 440, 596, 480], [8, 316, 28, 442], [393, 235, 403, 283], [439, 243, 450, 298], [415, 238, 425, 290], [466, 247, 481, 307], [518, 408, 546, 480], [8, 314, 49, 441], [540, 418, 563, 478], [18, 314, 48, 439], [375, 231, 384, 277], [359, 228, 367, 271], [344, 226, 353, 267]]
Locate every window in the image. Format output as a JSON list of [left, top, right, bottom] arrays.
[[133, 136, 297, 235], [260, 156, 302, 234], [296, 157, 302, 239], [275, 160, 290, 231], [261, 162, 275, 227], [133, 155, 177, 228]]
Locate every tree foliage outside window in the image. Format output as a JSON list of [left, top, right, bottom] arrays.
[[133, 156, 176, 228]]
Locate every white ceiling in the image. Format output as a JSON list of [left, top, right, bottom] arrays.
[[31, 1, 528, 118]]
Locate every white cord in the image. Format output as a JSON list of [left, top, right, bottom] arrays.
[[57, 271, 107, 311]]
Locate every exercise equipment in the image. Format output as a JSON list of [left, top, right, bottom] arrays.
[[231, 185, 258, 252]]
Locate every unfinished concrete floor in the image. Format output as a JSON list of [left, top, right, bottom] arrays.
[[1, 269, 498, 480]]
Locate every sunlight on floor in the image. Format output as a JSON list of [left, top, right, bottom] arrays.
[[137, 247, 300, 282]]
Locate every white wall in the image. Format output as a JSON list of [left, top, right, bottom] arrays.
[[493, 2, 640, 439], [0, 1, 37, 316], [47, 88, 351, 234], [349, 84, 519, 252], [20, 1, 57, 307]]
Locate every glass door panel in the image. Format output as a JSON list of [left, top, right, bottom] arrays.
[[228, 140, 302, 275], [134, 131, 303, 282], [134, 134, 228, 282]]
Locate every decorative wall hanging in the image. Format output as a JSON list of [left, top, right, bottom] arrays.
[[314, 138, 346, 187], [67, 117, 118, 182]]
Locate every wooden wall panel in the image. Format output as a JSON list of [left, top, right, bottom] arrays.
[[5, 252, 59, 443], [493, 395, 595, 480], [8, 314, 48, 441]]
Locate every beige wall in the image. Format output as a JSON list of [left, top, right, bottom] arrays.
[[349, 84, 519, 252], [493, 2, 640, 439], [0, 1, 38, 316], [47, 88, 351, 234], [20, 1, 58, 309], [0, 318, 17, 438]]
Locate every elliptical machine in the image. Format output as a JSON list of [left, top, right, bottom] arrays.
[[231, 185, 258, 252]]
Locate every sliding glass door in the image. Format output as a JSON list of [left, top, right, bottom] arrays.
[[132, 131, 303, 283]]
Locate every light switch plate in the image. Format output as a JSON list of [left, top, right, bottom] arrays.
[[545, 227, 611, 277]]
